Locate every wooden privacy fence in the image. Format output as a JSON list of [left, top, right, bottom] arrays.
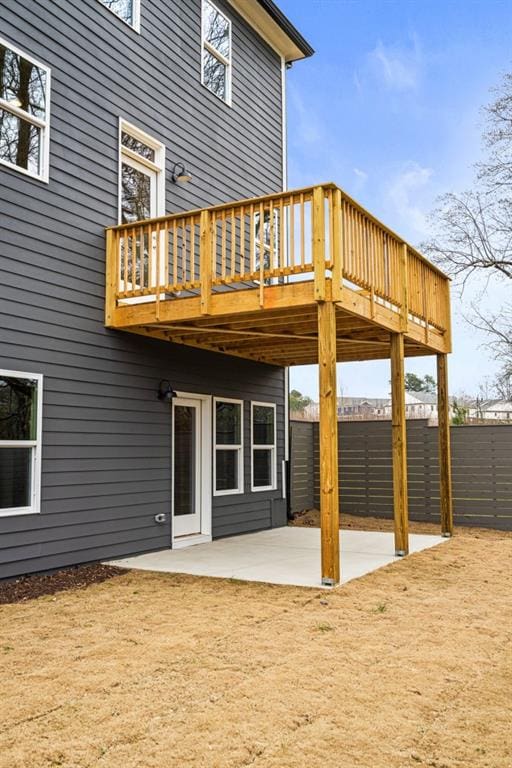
[[290, 419, 512, 530]]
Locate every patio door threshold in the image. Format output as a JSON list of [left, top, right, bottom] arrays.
[[173, 533, 212, 550]]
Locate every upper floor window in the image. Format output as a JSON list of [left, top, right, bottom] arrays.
[[97, 0, 141, 31], [119, 119, 165, 225], [0, 38, 50, 182], [202, 0, 232, 105], [0, 371, 43, 516]]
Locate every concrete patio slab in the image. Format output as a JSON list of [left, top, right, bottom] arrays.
[[107, 527, 448, 588]]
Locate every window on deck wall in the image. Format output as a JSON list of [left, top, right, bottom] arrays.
[[214, 399, 243, 495], [118, 120, 165, 293], [0, 38, 50, 181], [254, 209, 280, 281], [0, 371, 43, 516], [97, 0, 141, 30], [202, 0, 232, 104], [251, 403, 276, 491]]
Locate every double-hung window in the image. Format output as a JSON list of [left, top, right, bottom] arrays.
[[251, 402, 277, 491], [0, 371, 43, 516], [97, 0, 141, 31], [202, 0, 232, 104], [119, 119, 166, 295], [214, 398, 243, 495], [0, 37, 50, 182]]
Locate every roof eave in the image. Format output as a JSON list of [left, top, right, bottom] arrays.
[[227, 0, 314, 62]]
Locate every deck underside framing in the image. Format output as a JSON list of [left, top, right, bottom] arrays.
[[110, 279, 448, 366]]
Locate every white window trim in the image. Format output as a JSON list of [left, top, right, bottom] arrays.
[[0, 36, 51, 183], [0, 369, 43, 517], [95, 0, 141, 33], [118, 117, 165, 225], [201, 0, 232, 106], [213, 397, 244, 496], [251, 401, 277, 492]]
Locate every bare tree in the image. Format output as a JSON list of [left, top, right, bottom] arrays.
[[423, 73, 512, 394]]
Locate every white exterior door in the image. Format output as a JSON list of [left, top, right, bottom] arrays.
[[172, 397, 202, 538]]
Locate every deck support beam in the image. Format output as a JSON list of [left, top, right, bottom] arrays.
[[317, 301, 340, 586], [437, 353, 454, 536], [390, 332, 409, 556]]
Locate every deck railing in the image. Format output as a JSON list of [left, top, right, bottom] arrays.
[[106, 183, 450, 335]]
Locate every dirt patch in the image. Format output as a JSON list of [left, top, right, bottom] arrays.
[[291, 508, 512, 539], [0, 564, 124, 605], [1, 531, 511, 768]]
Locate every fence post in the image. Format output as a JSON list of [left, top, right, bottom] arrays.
[[200, 209, 212, 315], [437, 353, 454, 536], [390, 332, 409, 555]]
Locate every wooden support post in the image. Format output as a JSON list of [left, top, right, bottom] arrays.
[[105, 228, 117, 327], [312, 186, 326, 302], [317, 300, 340, 585], [437, 353, 454, 536], [390, 332, 409, 555], [200, 209, 213, 315]]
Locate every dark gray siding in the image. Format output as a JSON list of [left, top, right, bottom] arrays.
[[0, 0, 286, 578]]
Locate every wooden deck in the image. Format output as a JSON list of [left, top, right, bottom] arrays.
[[105, 183, 451, 366], [105, 183, 453, 586]]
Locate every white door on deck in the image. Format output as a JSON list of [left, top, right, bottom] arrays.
[[172, 397, 202, 538]]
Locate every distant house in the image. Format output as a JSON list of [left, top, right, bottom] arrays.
[[467, 399, 512, 421], [337, 397, 390, 418], [301, 393, 453, 421]]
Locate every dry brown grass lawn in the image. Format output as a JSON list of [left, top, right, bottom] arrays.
[[1, 524, 511, 768]]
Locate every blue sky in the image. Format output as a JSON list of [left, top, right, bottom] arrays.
[[280, 0, 511, 399]]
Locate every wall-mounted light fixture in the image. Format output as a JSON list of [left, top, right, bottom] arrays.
[[171, 161, 192, 183], [158, 379, 178, 402]]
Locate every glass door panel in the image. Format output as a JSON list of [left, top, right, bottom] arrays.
[[173, 399, 201, 537]]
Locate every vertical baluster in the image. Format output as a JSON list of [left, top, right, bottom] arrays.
[[279, 197, 285, 270], [289, 194, 295, 269], [189, 216, 195, 285], [182, 220, 188, 284], [249, 205, 256, 275], [147, 224, 152, 292], [240, 205, 245, 277], [122, 231, 128, 293], [300, 193, 305, 266], [131, 227, 137, 293], [211, 211, 219, 290], [269, 199, 274, 275], [342, 203, 348, 277], [231, 209, 236, 279], [155, 221, 161, 314], [172, 219, 178, 288], [221, 211, 227, 281], [250, 204, 255, 275], [259, 201, 265, 281]]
